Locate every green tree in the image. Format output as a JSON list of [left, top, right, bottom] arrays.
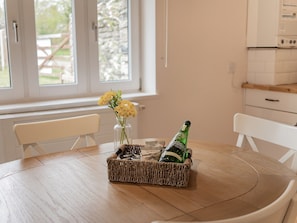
[[35, 0, 71, 35]]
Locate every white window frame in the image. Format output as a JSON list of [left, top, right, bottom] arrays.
[[89, 0, 140, 93], [0, 0, 25, 101], [0, 0, 156, 109], [24, 0, 92, 98]]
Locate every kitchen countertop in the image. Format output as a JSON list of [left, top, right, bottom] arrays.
[[242, 82, 297, 94]]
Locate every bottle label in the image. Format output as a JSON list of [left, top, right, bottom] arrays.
[[159, 141, 186, 162], [163, 151, 183, 162], [173, 141, 185, 151]]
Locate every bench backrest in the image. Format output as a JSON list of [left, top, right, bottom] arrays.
[[233, 113, 297, 172], [14, 114, 100, 157]]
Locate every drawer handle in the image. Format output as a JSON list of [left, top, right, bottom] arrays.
[[265, 98, 280, 102]]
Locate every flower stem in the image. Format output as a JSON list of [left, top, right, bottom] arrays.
[[116, 115, 130, 145]]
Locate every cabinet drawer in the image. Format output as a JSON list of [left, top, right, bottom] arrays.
[[245, 89, 297, 113], [245, 106, 297, 126]]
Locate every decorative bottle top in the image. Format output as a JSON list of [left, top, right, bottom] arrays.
[[159, 120, 191, 163]]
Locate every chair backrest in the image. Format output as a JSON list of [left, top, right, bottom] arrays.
[[151, 179, 297, 223], [233, 113, 297, 172], [14, 114, 100, 158]]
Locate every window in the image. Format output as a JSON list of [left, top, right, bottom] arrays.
[[98, 0, 129, 82], [0, 0, 10, 88], [34, 0, 75, 86], [0, 0, 155, 105]]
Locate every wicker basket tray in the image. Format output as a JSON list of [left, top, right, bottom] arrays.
[[107, 144, 192, 187]]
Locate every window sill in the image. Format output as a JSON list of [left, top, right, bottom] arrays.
[[0, 92, 158, 115]]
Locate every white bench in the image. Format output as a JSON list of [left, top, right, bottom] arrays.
[[14, 114, 100, 158]]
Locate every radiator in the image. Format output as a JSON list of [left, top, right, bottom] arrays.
[[0, 105, 138, 163]]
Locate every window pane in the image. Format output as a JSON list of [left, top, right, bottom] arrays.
[[98, 0, 129, 82], [34, 0, 75, 86], [0, 0, 11, 88]]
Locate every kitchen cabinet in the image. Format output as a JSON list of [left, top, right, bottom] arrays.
[[243, 83, 297, 125]]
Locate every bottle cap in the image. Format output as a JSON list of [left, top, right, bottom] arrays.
[[185, 120, 191, 126]]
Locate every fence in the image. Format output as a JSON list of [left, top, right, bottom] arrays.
[[0, 30, 73, 83]]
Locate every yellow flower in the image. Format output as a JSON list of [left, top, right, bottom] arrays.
[[98, 90, 137, 119], [114, 100, 137, 118], [97, 91, 117, 106], [98, 90, 137, 145]]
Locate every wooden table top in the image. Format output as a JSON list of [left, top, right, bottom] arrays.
[[0, 139, 296, 223]]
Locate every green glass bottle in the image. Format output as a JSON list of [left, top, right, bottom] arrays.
[[159, 120, 191, 163]]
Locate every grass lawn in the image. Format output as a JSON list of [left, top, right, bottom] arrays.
[[0, 69, 10, 88], [0, 69, 62, 87]]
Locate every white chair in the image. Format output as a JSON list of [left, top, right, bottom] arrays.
[[233, 113, 297, 172], [14, 114, 100, 158], [152, 180, 297, 223]]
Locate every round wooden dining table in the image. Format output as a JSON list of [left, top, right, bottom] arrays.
[[0, 139, 296, 223]]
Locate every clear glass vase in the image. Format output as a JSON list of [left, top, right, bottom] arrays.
[[114, 116, 132, 150]]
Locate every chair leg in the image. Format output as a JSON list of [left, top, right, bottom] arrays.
[[246, 136, 259, 152], [70, 136, 83, 150], [85, 134, 96, 147], [33, 143, 46, 156], [289, 152, 297, 173], [23, 143, 46, 158], [236, 134, 244, 147], [23, 144, 31, 158]]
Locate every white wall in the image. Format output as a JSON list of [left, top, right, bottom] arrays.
[[138, 0, 248, 144]]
